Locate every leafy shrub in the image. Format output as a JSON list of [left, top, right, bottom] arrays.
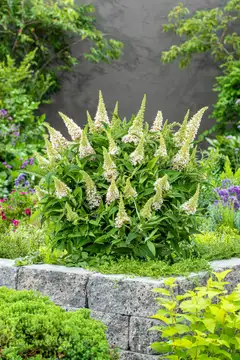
[[161, 0, 240, 135], [0, 0, 123, 90], [194, 225, 240, 261], [33, 93, 208, 261], [150, 270, 240, 359], [0, 287, 116, 360], [207, 135, 240, 172]]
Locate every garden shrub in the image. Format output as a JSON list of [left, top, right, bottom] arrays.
[[207, 135, 240, 172], [150, 270, 240, 359], [33, 93, 208, 261], [0, 287, 116, 360], [161, 0, 240, 135], [194, 225, 240, 261], [0, 0, 123, 90]]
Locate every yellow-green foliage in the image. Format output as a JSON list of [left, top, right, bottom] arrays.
[[151, 270, 240, 359], [194, 226, 240, 260], [0, 287, 116, 360]]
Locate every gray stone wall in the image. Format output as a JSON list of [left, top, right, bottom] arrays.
[[42, 0, 227, 137], [1, 257, 240, 359]]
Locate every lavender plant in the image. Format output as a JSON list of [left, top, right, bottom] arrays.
[[209, 180, 240, 232], [33, 93, 208, 260]]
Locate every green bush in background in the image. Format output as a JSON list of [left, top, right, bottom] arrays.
[[161, 0, 240, 136], [0, 0, 123, 91], [0, 287, 117, 359]]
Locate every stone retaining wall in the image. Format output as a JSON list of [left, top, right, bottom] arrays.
[[1, 258, 240, 359]]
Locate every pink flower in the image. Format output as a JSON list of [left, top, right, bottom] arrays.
[[20, 192, 26, 195], [1, 213, 6, 220], [0, 199, 6, 203], [12, 219, 20, 227], [24, 208, 31, 216]]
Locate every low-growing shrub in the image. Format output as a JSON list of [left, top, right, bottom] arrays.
[[0, 287, 116, 359], [0, 223, 45, 260], [33, 93, 209, 261], [194, 225, 240, 261], [150, 270, 240, 359]]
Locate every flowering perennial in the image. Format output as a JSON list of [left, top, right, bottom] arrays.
[[124, 178, 137, 199], [150, 111, 163, 132], [79, 130, 96, 159], [81, 171, 101, 209], [94, 90, 110, 131], [45, 124, 68, 152], [59, 112, 82, 140], [122, 95, 146, 144], [103, 148, 118, 181], [115, 194, 130, 228], [180, 184, 200, 215], [106, 178, 120, 204], [36, 95, 206, 259], [154, 133, 168, 158], [130, 136, 145, 166], [53, 177, 71, 199]]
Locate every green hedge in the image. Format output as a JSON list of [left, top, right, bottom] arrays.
[[0, 287, 116, 360]]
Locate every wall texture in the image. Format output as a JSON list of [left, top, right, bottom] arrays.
[[42, 0, 225, 136], [1, 257, 240, 359]]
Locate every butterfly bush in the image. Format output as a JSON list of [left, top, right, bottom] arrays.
[[35, 92, 208, 260]]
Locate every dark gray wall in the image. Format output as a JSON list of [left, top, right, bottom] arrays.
[[42, 0, 225, 136]]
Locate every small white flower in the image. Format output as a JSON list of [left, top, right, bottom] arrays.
[[150, 111, 163, 132]]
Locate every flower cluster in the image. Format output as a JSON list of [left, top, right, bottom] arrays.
[[215, 181, 240, 211], [0, 189, 35, 229]]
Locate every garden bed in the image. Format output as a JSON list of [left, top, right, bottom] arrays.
[[1, 257, 240, 359]]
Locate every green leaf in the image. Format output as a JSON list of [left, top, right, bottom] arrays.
[[146, 241, 156, 257], [202, 318, 216, 333]]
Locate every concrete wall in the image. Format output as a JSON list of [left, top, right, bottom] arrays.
[[42, 0, 226, 137], [1, 257, 240, 359]]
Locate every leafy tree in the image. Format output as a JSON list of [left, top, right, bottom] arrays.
[[0, 0, 123, 90], [161, 1, 240, 135]]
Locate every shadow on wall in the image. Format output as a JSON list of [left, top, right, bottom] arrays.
[[40, 0, 222, 137]]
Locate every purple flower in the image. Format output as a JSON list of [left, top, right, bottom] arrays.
[[237, 125, 240, 129], [222, 179, 232, 188], [0, 109, 7, 117], [21, 160, 29, 169], [29, 157, 34, 165], [12, 131, 20, 137], [226, 135, 233, 139]]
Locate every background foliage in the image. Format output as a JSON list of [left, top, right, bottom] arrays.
[[161, 0, 240, 135], [0, 0, 123, 91]]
